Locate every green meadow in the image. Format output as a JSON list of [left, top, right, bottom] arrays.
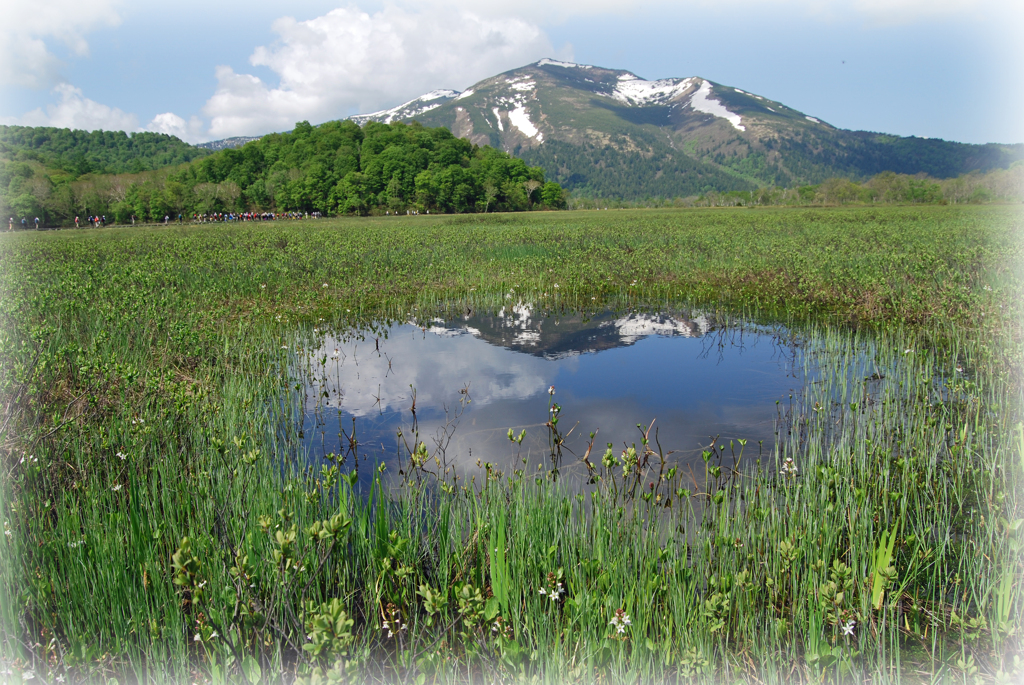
[[0, 205, 1021, 684]]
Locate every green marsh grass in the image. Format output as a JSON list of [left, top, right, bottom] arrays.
[[0, 206, 1021, 683]]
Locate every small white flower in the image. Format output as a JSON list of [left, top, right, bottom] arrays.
[[111, 484, 123, 492], [780, 458, 797, 477], [904, 349, 912, 354], [22, 670, 35, 681], [261, 284, 266, 289], [281, 345, 288, 349], [194, 633, 201, 642], [609, 609, 632, 634], [56, 675, 65, 683], [210, 631, 218, 639], [116, 452, 126, 460], [548, 385, 555, 395], [538, 588, 546, 595], [322, 283, 329, 288], [553, 284, 559, 289], [842, 619, 855, 636]]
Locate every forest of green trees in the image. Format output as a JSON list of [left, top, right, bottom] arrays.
[[0, 126, 209, 176], [0, 120, 565, 226]]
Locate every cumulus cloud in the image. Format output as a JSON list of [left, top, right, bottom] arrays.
[[144, 112, 206, 142], [8, 83, 138, 131], [0, 0, 123, 88], [202, 5, 561, 138]]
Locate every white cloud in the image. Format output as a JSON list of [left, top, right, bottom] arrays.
[[0, 0, 123, 88], [202, 5, 559, 138], [145, 112, 206, 142], [7, 83, 138, 131]]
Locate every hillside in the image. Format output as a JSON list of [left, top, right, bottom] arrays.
[[0, 125, 209, 176], [351, 59, 1024, 199]]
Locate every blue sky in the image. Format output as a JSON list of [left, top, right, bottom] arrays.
[[1, 0, 1020, 145]]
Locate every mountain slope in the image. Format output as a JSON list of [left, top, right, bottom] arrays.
[[349, 60, 1024, 199]]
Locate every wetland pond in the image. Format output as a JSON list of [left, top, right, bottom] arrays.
[[283, 306, 807, 488]]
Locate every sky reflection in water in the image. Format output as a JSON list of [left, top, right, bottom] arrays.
[[300, 308, 800, 481]]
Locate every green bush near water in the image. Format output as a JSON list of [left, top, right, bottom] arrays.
[[0, 206, 1021, 683]]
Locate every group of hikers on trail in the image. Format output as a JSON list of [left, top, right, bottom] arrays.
[[7, 217, 40, 230], [78, 215, 107, 228], [191, 211, 322, 223], [5, 210, 326, 232]]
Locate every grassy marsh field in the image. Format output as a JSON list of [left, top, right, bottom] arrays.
[[0, 206, 1022, 684]]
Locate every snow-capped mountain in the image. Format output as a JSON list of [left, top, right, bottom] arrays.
[[420, 306, 713, 360], [348, 59, 1023, 198]]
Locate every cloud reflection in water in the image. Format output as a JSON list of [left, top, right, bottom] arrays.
[[302, 310, 798, 478]]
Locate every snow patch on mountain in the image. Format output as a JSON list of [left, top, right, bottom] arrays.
[[421, 89, 459, 101], [689, 80, 745, 132], [509, 80, 535, 92], [350, 89, 459, 124], [508, 105, 542, 141], [603, 313, 710, 344], [493, 107, 503, 131], [805, 116, 820, 123], [537, 58, 591, 69], [455, 89, 475, 100], [610, 76, 696, 106]]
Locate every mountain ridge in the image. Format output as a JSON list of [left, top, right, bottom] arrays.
[[345, 59, 1023, 199]]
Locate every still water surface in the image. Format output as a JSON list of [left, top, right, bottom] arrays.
[[297, 307, 801, 481]]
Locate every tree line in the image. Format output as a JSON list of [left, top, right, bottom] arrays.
[[563, 165, 1024, 210], [0, 120, 566, 226], [3, 118, 1020, 226]]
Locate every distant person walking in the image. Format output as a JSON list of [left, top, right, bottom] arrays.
[[164, 215, 169, 225], [21, 218, 27, 230], [8, 217, 12, 231], [75, 216, 80, 228], [34, 217, 39, 229], [131, 215, 136, 225]]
